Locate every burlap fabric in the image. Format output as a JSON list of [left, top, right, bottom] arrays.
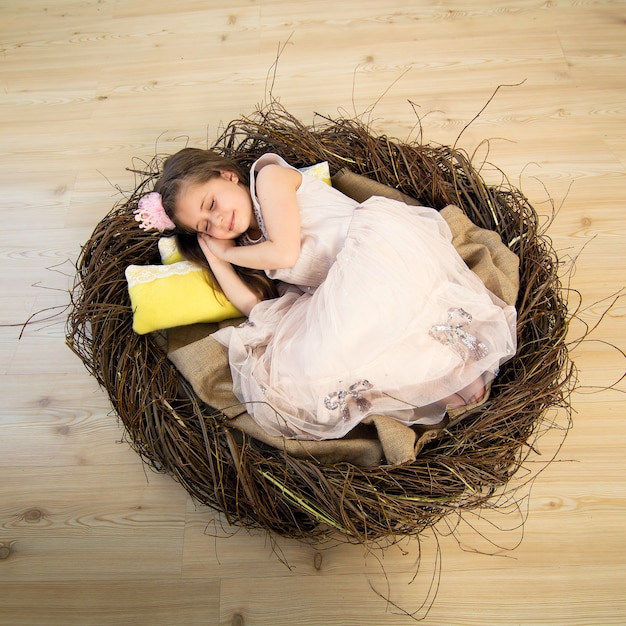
[[167, 170, 519, 467]]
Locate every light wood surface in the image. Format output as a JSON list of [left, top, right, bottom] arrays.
[[1, 1, 625, 624]]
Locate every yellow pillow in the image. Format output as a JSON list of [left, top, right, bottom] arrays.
[[299, 161, 331, 185], [125, 262, 241, 334], [158, 237, 184, 264]]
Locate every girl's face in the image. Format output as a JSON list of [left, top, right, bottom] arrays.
[[174, 170, 254, 239]]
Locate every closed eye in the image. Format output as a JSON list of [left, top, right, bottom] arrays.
[[198, 194, 214, 232]]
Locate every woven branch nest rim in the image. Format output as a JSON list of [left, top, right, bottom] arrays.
[[65, 103, 575, 543]]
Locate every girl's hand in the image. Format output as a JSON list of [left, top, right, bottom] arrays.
[[197, 233, 261, 316], [198, 232, 235, 263]]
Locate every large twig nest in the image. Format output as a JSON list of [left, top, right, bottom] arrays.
[[66, 104, 574, 542]]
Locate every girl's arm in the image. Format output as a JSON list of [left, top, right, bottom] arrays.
[[198, 236, 261, 316], [207, 164, 302, 271]]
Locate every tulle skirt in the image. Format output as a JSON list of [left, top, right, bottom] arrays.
[[214, 197, 517, 440]]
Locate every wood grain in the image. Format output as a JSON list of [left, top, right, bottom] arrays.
[[1, 1, 624, 624]]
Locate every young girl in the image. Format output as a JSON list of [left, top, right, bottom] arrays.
[[136, 148, 517, 440]]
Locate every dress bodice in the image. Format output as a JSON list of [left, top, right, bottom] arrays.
[[246, 153, 359, 289]]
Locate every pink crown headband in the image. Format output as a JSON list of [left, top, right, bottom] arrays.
[[134, 192, 176, 232]]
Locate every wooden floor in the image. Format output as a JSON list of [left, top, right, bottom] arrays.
[[1, 1, 625, 624]]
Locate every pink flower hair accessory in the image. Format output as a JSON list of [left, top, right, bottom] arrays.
[[134, 192, 176, 231]]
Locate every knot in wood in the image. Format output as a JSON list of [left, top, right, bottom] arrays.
[[24, 508, 43, 523]]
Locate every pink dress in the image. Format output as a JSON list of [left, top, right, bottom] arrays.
[[213, 154, 517, 440]]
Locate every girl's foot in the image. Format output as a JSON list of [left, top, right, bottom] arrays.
[[444, 377, 485, 409]]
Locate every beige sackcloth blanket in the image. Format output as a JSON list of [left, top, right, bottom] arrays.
[[167, 170, 519, 467]]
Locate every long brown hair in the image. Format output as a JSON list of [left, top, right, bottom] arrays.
[[155, 148, 278, 301]]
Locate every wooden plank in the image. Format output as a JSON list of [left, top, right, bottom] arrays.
[[0, 581, 220, 626]]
